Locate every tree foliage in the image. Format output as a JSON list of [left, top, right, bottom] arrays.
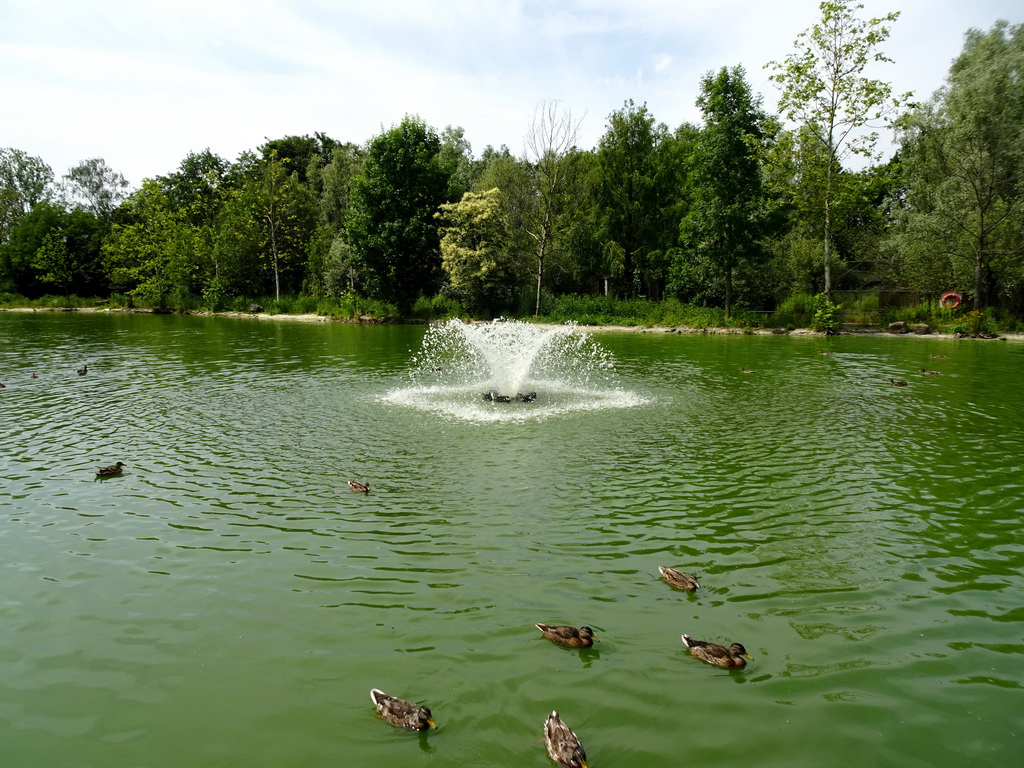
[[437, 188, 524, 316], [678, 66, 775, 318], [346, 115, 453, 313], [895, 20, 1024, 310]]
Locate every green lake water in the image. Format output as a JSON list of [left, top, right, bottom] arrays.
[[1, 312, 1022, 767]]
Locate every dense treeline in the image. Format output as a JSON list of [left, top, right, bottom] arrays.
[[2, 10, 1023, 330]]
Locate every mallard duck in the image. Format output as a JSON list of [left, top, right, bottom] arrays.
[[681, 634, 752, 668], [919, 369, 940, 375], [536, 624, 595, 648], [739, 368, 757, 374], [77, 364, 88, 376], [929, 354, 946, 359], [348, 480, 370, 493], [818, 350, 833, 356], [658, 566, 700, 591], [888, 378, 908, 386], [544, 711, 589, 768], [370, 688, 437, 730], [96, 462, 125, 477]]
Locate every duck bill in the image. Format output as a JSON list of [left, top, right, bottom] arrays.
[[742, 653, 754, 660], [426, 718, 438, 729]]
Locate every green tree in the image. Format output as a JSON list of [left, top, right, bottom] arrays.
[[767, 0, 909, 295], [894, 21, 1024, 310], [346, 115, 453, 313], [1, 148, 54, 245], [103, 180, 200, 306], [436, 188, 525, 316], [595, 100, 670, 296], [61, 158, 130, 219], [32, 231, 78, 302], [678, 66, 774, 319], [257, 151, 315, 302]]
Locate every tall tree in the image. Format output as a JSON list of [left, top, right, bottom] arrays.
[[595, 100, 667, 296], [678, 66, 774, 319], [895, 21, 1024, 310], [61, 158, 130, 219], [767, 0, 909, 295], [1, 148, 54, 245], [346, 115, 453, 313], [523, 100, 582, 315]]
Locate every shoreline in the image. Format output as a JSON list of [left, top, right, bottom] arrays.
[[2, 305, 1019, 341]]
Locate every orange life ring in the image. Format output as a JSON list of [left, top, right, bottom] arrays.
[[940, 292, 962, 309]]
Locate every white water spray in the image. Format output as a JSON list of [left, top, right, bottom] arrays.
[[382, 318, 646, 422]]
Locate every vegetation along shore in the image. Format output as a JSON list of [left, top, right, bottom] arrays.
[[3, 7, 1023, 337]]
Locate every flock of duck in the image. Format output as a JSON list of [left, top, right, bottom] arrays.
[[56, 349, 951, 765], [367, 566, 749, 768]]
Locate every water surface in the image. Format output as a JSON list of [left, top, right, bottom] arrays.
[[2, 313, 1022, 767]]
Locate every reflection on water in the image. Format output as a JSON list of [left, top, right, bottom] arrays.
[[1, 313, 1023, 767]]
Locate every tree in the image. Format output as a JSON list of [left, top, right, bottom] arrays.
[[895, 21, 1024, 310], [523, 100, 583, 314], [32, 232, 78, 302], [767, 0, 909, 295], [256, 151, 315, 302], [346, 115, 453, 313], [61, 158, 130, 219], [678, 66, 774, 319], [595, 101, 669, 296], [1, 148, 54, 245], [103, 180, 200, 306], [436, 188, 525, 316]]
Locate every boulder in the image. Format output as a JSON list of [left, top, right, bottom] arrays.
[[888, 321, 908, 334], [248, 304, 264, 314], [911, 323, 931, 334]]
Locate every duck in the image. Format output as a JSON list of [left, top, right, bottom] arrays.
[[929, 354, 947, 359], [30, 373, 38, 379], [370, 688, 437, 730], [348, 480, 370, 493], [919, 369, 941, 375], [739, 368, 757, 374], [658, 566, 700, 591], [544, 711, 589, 768], [888, 378, 908, 386], [96, 462, 126, 477], [818, 350, 834, 356], [681, 634, 752, 668], [536, 624, 596, 648], [77, 364, 88, 376]]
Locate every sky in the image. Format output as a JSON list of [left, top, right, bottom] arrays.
[[2, 0, 1022, 188]]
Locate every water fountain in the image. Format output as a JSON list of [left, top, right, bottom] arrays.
[[382, 318, 646, 422]]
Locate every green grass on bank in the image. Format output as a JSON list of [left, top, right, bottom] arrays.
[[2, 291, 1020, 336]]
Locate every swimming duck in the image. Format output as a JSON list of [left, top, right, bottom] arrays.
[[96, 462, 125, 477], [919, 369, 940, 375], [658, 566, 700, 591], [77, 364, 88, 376], [739, 368, 757, 374], [681, 634, 752, 668], [348, 480, 370, 493], [818, 350, 833, 355], [929, 354, 946, 359], [544, 711, 589, 768], [888, 378, 908, 386], [536, 624, 596, 648], [370, 688, 437, 730]]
